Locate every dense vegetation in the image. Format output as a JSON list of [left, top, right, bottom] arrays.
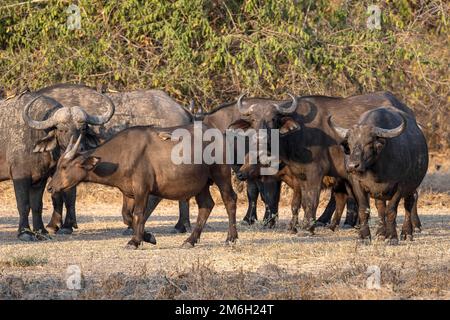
[[0, 0, 448, 149]]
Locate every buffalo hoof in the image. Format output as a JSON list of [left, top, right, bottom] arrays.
[[241, 218, 256, 226], [414, 227, 422, 233], [315, 221, 327, 227], [17, 231, 35, 242], [125, 240, 139, 250], [122, 227, 134, 236], [181, 241, 194, 249], [34, 230, 51, 241], [172, 225, 187, 234], [406, 235, 414, 241], [375, 234, 386, 242], [46, 225, 59, 234], [342, 224, 354, 230], [358, 238, 371, 245], [56, 228, 73, 235], [263, 216, 277, 229], [73, 222, 78, 229], [288, 227, 297, 234], [329, 224, 337, 232], [143, 232, 157, 245], [385, 238, 399, 246]]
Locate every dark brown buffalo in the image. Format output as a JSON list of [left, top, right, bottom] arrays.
[[237, 154, 353, 232], [47, 124, 237, 249], [229, 91, 420, 235], [199, 100, 357, 229], [330, 107, 428, 243]]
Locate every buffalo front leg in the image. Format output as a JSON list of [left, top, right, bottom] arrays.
[[47, 192, 63, 233], [242, 180, 259, 225], [12, 177, 33, 241], [351, 180, 371, 242], [58, 187, 77, 234], [259, 179, 281, 228], [29, 179, 50, 239], [385, 190, 402, 245], [374, 199, 387, 241], [299, 179, 321, 235], [183, 187, 215, 248], [288, 187, 302, 234], [174, 200, 190, 233], [329, 192, 347, 231]]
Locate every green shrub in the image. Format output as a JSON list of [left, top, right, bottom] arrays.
[[0, 0, 448, 149]]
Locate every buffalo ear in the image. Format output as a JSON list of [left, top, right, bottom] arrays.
[[279, 117, 300, 136], [33, 131, 57, 153], [374, 138, 386, 153], [81, 156, 101, 171], [228, 119, 251, 132]]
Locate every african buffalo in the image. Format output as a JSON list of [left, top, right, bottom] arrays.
[[229, 91, 421, 235], [195, 102, 281, 227], [34, 84, 194, 234], [0, 89, 114, 240], [47, 124, 237, 249], [329, 107, 428, 243], [200, 99, 357, 229]]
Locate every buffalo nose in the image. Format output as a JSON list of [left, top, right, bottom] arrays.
[[347, 162, 360, 171], [236, 171, 247, 181]]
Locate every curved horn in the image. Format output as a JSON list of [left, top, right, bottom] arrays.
[[275, 93, 298, 114], [64, 134, 82, 160], [372, 114, 406, 138], [85, 91, 115, 125], [237, 93, 247, 114], [328, 116, 349, 139], [22, 95, 57, 130], [188, 100, 195, 113]]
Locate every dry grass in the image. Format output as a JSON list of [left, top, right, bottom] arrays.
[[0, 155, 449, 300]]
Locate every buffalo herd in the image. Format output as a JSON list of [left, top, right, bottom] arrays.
[[0, 84, 428, 248]]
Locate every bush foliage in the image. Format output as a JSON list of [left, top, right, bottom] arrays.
[[0, 0, 448, 149]]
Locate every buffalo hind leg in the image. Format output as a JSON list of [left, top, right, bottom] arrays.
[[121, 194, 135, 236], [127, 192, 151, 249], [213, 168, 238, 243], [242, 180, 258, 225], [174, 200, 190, 233], [401, 194, 415, 241], [183, 187, 215, 247], [343, 198, 358, 229], [316, 192, 336, 227], [410, 191, 422, 232]]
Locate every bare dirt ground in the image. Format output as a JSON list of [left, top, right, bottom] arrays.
[[0, 152, 449, 300]]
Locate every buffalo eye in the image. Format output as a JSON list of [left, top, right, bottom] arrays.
[[341, 141, 350, 155]]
